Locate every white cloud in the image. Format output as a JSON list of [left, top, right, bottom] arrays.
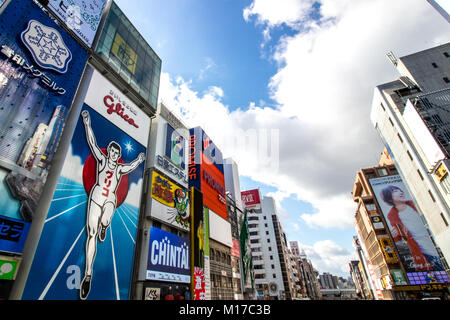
[[243, 0, 315, 28], [300, 240, 357, 276], [158, 0, 450, 234], [60, 144, 84, 184]]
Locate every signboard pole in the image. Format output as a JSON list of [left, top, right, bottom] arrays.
[[9, 64, 94, 300]]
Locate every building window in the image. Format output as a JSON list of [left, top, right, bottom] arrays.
[[389, 117, 394, 127], [440, 175, 450, 193], [407, 150, 413, 161], [417, 170, 424, 181], [428, 190, 436, 202], [440, 213, 449, 227]]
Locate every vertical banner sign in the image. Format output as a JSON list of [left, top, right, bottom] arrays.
[[240, 210, 254, 289], [45, 0, 109, 48], [203, 206, 211, 300], [23, 69, 150, 300], [369, 175, 449, 285], [0, 0, 87, 250], [190, 187, 205, 300]]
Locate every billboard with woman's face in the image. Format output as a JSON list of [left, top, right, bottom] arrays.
[[369, 175, 448, 284]]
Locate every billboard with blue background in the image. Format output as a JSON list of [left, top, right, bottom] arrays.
[[147, 226, 190, 284], [23, 70, 150, 300], [0, 0, 87, 253]]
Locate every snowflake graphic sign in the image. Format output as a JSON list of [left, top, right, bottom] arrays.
[[20, 20, 72, 73]]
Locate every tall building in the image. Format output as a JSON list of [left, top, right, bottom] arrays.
[[352, 160, 449, 300], [134, 102, 191, 300], [242, 190, 295, 299], [289, 241, 322, 299], [370, 43, 450, 268]]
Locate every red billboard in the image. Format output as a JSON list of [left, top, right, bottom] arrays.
[[241, 189, 261, 210]]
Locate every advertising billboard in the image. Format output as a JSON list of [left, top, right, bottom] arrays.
[[403, 100, 445, 168], [241, 189, 262, 210], [150, 105, 189, 188], [189, 127, 227, 219], [23, 69, 149, 300], [369, 175, 447, 283], [0, 0, 87, 241], [45, 0, 109, 48], [190, 187, 205, 300], [149, 170, 190, 231], [146, 227, 190, 284], [165, 123, 186, 170]]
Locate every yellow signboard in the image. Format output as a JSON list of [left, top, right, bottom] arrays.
[[379, 236, 398, 264], [434, 163, 448, 182], [111, 32, 138, 74], [151, 171, 176, 207]]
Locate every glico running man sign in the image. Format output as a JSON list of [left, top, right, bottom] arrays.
[[23, 70, 150, 300]]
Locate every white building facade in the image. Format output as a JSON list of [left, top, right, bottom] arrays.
[[370, 43, 450, 268]]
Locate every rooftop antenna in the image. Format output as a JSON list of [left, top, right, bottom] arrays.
[[386, 51, 398, 67]]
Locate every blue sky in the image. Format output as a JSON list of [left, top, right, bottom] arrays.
[[115, 0, 449, 277]]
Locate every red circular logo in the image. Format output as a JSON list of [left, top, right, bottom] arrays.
[[82, 148, 129, 207]]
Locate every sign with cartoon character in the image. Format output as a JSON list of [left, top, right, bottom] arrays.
[[149, 170, 190, 231], [23, 69, 149, 300]]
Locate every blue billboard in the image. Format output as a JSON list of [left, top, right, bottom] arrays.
[[0, 215, 31, 255], [23, 70, 150, 300], [0, 0, 87, 248], [147, 227, 190, 284]]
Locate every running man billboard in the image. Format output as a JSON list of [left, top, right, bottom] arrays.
[[23, 69, 150, 300], [0, 0, 87, 249], [369, 175, 449, 285]]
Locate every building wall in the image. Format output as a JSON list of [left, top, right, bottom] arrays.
[[370, 43, 450, 266]]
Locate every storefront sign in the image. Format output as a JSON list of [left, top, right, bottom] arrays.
[[434, 163, 448, 181], [156, 155, 188, 185], [0, 256, 20, 280], [147, 227, 190, 284], [391, 269, 407, 285], [0, 216, 31, 255], [144, 287, 161, 300]]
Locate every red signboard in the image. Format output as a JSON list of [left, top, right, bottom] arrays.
[[241, 189, 261, 209]]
